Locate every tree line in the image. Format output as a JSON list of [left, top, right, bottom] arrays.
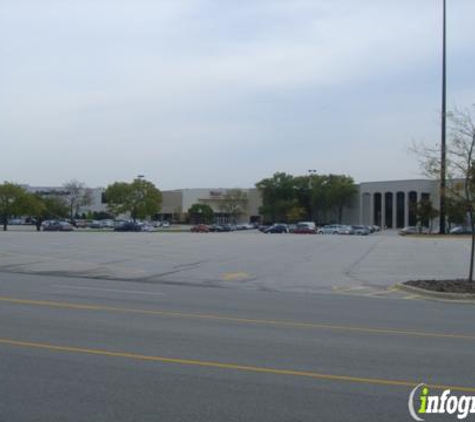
[[255, 172, 357, 225], [0, 178, 163, 231]]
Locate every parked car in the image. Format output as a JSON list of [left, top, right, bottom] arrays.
[[88, 220, 102, 229], [298, 222, 316, 231], [161, 221, 171, 228], [317, 224, 342, 234], [42, 220, 74, 231], [191, 224, 209, 233], [99, 219, 115, 229], [351, 225, 371, 236], [449, 226, 473, 234], [209, 224, 226, 232], [338, 225, 355, 235], [399, 226, 429, 236], [264, 224, 289, 233], [114, 222, 142, 232], [73, 219, 88, 228], [293, 223, 317, 234]]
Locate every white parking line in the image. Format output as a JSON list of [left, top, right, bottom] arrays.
[[51, 285, 166, 296]]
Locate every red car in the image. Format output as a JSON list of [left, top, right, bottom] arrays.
[[293, 223, 316, 234], [191, 224, 209, 233]]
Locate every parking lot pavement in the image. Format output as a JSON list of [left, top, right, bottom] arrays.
[[0, 230, 471, 297]]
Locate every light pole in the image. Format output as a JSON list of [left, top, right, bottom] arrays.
[[308, 169, 317, 221], [439, 0, 447, 234]]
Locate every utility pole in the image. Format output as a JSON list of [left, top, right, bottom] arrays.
[[439, 0, 447, 234], [308, 169, 317, 221]]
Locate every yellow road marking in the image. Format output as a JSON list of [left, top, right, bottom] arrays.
[[221, 272, 250, 281], [0, 337, 474, 393], [403, 295, 421, 300], [1, 296, 475, 341]]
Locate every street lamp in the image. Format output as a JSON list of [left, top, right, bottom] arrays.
[[439, 0, 447, 234], [308, 170, 317, 221]]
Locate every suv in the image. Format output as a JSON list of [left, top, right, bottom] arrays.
[[264, 224, 289, 233]]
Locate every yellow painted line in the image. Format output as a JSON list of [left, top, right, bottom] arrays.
[[363, 287, 400, 297], [1, 296, 475, 341], [403, 295, 421, 300], [332, 286, 366, 293], [221, 272, 250, 281], [0, 337, 474, 393]]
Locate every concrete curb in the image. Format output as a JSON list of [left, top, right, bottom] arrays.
[[395, 283, 475, 301]]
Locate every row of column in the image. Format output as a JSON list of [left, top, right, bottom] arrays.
[[360, 191, 430, 229]]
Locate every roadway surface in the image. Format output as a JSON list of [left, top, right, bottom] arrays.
[[1, 271, 475, 421], [1, 231, 474, 421]]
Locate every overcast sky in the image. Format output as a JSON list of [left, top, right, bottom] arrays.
[[1, 1, 474, 189]]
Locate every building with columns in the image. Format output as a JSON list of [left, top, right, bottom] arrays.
[[22, 179, 442, 228], [358, 179, 439, 228]]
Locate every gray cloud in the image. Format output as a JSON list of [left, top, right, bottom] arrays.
[[1, 0, 474, 189]]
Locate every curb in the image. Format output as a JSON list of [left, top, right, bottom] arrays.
[[395, 283, 475, 301]]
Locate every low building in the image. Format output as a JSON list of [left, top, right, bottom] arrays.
[[23, 179, 443, 228]]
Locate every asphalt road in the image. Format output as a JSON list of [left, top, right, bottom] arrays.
[[1, 270, 474, 421]]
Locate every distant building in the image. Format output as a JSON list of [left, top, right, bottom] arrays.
[[23, 179, 442, 227]]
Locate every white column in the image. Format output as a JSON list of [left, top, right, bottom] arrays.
[[392, 192, 397, 229], [369, 193, 374, 226], [404, 192, 410, 227], [359, 193, 364, 225], [381, 192, 386, 229]]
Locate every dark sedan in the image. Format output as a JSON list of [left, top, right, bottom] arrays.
[[114, 222, 142, 232], [264, 224, 289, 233]]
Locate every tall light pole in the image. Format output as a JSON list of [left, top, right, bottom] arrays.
[[439, 0, 447, 234], [308, 169, 317, 221]]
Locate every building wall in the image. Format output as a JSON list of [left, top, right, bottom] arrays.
[[25, 180, 442, 227], [358, 179, 439, 228]]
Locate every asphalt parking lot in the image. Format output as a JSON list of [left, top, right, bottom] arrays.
[[0, 229, 471, 298]]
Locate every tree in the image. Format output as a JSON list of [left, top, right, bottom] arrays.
[[105, 178, 162, 221], [0, 183, 29, 231], [256, 172, 357, 225], [63, 180, 94, 222], [325, 175, 358, 224], [21, 194, 69, 231], [445, 197, 466, 230], [413, 198, 439, 233], [219, 189, 248, 223], [188, 203, 214, 224], [286, 204, 306, 223], [256, 172, 299, 223], [412, 106, 475, 281]]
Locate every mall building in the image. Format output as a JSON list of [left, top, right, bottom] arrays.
[[24, 179, 440, 228]]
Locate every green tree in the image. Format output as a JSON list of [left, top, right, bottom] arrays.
[[445, 196, 466, 230], [105, 178, 162, 221], [22, 194, 69, 231], [413, 198, 439, 233], [256, 172, 357, 225], [256, 172, 298, 223], [325, 175, 358, 224], [286, 204, 306, 223], [0, 183, 28, 231], [219, 189, 248, 223], [188, 203, 214, 224]]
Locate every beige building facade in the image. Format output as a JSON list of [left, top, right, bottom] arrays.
[[25, 179, 443, 227]]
